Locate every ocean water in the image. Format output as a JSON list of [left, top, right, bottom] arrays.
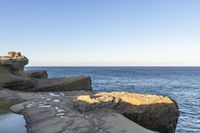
[[26, 67, 200, 133]]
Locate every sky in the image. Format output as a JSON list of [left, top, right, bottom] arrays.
[[0, 0, 200, 66]]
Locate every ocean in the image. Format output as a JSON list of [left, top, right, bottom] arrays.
[[26, 67, 200, 133]]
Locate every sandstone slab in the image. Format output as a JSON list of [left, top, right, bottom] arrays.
[[0, 65, 92, 92], [75, 92, 179, 133], [30, 76, 92, 92], [0, 89, 179, 133], [6, 90, 156, 133]]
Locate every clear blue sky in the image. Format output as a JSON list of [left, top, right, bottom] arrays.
[[0, 0, 200, 66]]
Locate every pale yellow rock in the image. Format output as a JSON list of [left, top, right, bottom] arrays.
[[76, 92, 179, 133]]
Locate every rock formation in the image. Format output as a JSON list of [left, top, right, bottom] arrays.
[[25, 70, 48, 79], [75, 92, 179, 133], [0, 52, 29, 71], [0, 52, 92, 91], [0, 65, 35, 90], [0, 52, 180, 133], [6, 90, 156, 133]]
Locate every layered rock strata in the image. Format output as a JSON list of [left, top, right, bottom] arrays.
[[0, 89, 179, 133], [0, 52, 28, 71], [0, 52, 179, 133], [0, 65, 92, 91]]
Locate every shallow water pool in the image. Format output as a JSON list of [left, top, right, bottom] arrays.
[[0, 113, 27, 133], [0, 98, 26, 133]]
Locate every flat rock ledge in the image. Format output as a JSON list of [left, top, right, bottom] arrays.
[[0, 65, 92, 92], [0, 89, 179, 133], [0, 52, 180, 133]]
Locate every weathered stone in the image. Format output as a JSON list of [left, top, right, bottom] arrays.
[[0, 52, 180, 133], [0, 89, 179, 133], [8, 51, 22, 57], [0, 51, 28, 71], [0, 65, 92, 92], [75, 92, 179, 133], [4, 90, 157, 133], [0, 65, 35, 90], [10, 102, 25, 113], [25, 70, 48, 79], [30, 76, 92, 92]]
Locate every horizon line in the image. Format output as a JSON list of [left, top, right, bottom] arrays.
[[26, 65, 200, 67]]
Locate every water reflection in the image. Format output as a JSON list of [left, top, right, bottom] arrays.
[[0, 113, 26, 133], [0, 98, 26, 133]]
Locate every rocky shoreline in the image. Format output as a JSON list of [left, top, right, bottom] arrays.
[[0, 52, 180, 133]]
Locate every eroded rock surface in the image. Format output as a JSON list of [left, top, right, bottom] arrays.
[[0, 89, 179, 133], [75, 92, 179, 133], [2, 90, 157, 133], [25, 70, 48, 79], [0, 52, 28, 71], [32, 76, 92, 92], [0, 65, 92, 92], [0, 52, 180, 133], [0, 65, 35, 90]]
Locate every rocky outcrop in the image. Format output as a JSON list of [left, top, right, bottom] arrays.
[[0, 87, 179, 133], [0, 90, 179, 133], [0, 65, 92, 91], [31, 76, 92, 92], [0, 52, 92, 92], [25, 70, 48, 79], [75, 92, 179, 133], [0, 52, 180, 133], [3, 90, 152, 133], [0, 52, 28, 71], [0, 65, 35, 90]]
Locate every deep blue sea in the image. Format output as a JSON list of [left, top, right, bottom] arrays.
[[26, 67, 200, 133]]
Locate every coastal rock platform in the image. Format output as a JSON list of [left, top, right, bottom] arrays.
[[0, 65, 92, 92], [0, 52, 179, 133], [0, 89, 179, 133]]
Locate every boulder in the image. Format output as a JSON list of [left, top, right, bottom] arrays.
[[75, 92, 179, 133], [0, 52, 28, 71], [25, 70, 48, 79]]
